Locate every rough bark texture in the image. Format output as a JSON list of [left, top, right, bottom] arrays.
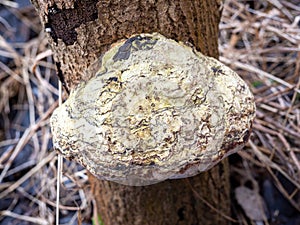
[[31, 0, 231, 224], [90, 161, 230, 225]]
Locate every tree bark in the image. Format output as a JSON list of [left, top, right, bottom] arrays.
[[31, 0, 231, 224]]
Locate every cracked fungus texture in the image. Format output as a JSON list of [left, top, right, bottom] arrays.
[[50, 33, 255, 186]]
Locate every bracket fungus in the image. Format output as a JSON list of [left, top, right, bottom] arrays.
[[50, 33, 255, 186]]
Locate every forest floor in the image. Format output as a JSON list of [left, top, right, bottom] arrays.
[[0, 0, 299, 224]]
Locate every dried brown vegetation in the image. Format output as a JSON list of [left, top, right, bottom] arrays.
[[220, 0, 300, 223], [0, 0, 299, 224]]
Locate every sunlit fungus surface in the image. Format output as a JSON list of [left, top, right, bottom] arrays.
[[50, 33, 255, 186]]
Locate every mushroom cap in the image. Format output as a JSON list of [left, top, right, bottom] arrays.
[[50, 33, 255, 186]]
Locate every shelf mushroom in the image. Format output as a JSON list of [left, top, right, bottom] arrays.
[[50, 33, 255, 186]]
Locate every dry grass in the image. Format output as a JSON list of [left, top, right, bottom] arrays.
[[220, 0, 300, 223], [0, 0, 299, 224], [0, 2, 90, 225]]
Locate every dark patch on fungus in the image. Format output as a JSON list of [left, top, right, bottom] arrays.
[[211, 66, 225, 75], [108, 77, 118, 82], [113, 35, 158, 61], [149, 161, 155, 166]]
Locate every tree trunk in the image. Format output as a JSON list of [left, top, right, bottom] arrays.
[[31, 0, 231, 224]]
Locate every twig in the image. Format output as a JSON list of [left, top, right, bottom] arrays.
[[0, 211, 48, 225], [0, 151, 56, 199]]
